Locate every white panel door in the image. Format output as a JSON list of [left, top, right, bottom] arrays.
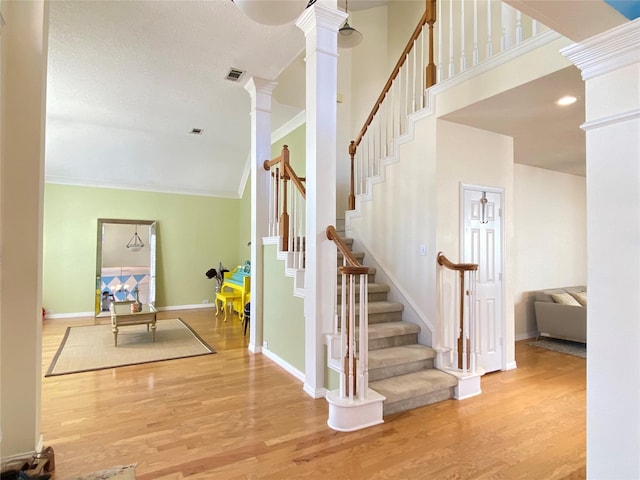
[[462, 188, 503, 373]]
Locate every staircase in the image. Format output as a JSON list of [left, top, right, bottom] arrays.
[[337, 237, 457, 416]]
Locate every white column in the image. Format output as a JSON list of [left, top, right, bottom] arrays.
[[243, 77, 277, 354], [296, 3, 346, 398], [563, 19, 640, 479], [0, 0, 47, 457]]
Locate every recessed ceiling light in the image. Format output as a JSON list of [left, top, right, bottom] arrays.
[[556, 95, 577, 106]]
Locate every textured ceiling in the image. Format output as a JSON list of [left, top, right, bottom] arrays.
[[45, 0, 307, 197], [45, 1, 626, 196]]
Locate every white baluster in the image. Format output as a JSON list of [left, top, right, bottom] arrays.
[[486, 0, 493, 59], [473, 0, 479, 65], [340, 271, 346, 398], [420, 24, 425, 108], [437, 0, 443, 83], [448, 0, 455, 78], [460, 0, 467, 72], [348, 272, 356, 400], [516, 10, 523, 44], [412, 41, 417, 113]]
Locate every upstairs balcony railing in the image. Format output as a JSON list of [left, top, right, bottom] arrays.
[[264, 145, 306, 269], [347, 0, 544, 210], [327, 225, 370, 400]]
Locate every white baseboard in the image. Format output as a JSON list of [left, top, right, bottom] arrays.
[[515, 331, 537, 341], [261, 347, 305, 384], [304, 384, 327, 399], [505, 361, 518, 371], [1, 450, 36, 469], [45, 311, 94, 319]]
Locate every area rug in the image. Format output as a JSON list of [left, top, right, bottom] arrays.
[[527, 338, 586, 358], [68, 464, 136, 480], [46, 318, 215, 376]]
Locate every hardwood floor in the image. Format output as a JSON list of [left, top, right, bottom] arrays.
[[41, 309, 586, 479]]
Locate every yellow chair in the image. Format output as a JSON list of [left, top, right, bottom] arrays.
[[215, 289, 242, 321]]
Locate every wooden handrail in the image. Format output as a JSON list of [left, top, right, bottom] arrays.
[[353, 10, 429, 148], [264, 145, 306, 198], [284, 163, 306, 199], [326, 225, 368, 271], [437, 251, 477, 370], [347, 1, 437, 211], [263, 145, 307, 252], [437, 252, 478, 272]]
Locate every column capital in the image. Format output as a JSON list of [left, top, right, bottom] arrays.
[[561, 18, 640, 80], [296, 3, 347, 36], [243, 76, 278, 112]]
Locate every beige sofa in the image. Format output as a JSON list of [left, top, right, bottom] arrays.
[[533, 286, 587, 343]]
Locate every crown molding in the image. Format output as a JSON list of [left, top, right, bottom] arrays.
[[561, 18, 640, 80]]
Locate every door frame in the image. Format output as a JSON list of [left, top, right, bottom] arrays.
[[459, 183, 507, 371]]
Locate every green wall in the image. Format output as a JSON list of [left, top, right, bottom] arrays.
[[272, 123, 306, 177], [238, 178, 251, 263], [263, 244, 305, 372], [43, 184, 242, 314]]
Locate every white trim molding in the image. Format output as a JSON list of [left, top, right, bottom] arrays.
[[561, 18, 640, 80], [262, 347, 305, 384], [582, 108, 640, 131], [272, 110, 306, 144]]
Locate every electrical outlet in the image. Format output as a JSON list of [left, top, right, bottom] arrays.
[[202, 299, 209, 304], [419, 244, 426, 256], [263, 340, 269, 349]]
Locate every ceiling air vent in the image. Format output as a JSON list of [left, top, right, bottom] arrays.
[[225, 68, 246, 82], [190, 128, 203, 135]]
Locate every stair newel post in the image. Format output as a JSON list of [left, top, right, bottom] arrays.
[[348, 141, 357, 211], [339, 266, 347, 398], [279, 146, 290, 251], [426, 0, 437, 88], [469, 269, 477, 373], [275, 167, 281, 233], [437, 252, 478, 371], [458, 269, 465, 370], [359, 271, 369, 400]]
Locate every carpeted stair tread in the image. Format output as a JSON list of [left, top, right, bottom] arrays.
[[337, 283, 389, 297], [369, 369, 457, 405], [337, 251, 365, 261], [368, 344, 435, 369], [364, 321, 419, 339], [359, 300, 403, 315]]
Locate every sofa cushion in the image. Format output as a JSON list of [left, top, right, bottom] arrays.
[[551, 292, 582, 306], [570, 291, 587, 306]]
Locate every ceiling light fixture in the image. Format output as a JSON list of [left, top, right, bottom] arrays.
[[556, 95, 578, 106], [338, 0, 362, 48], [127, 225, 144, 252], [233, 0, 316, 26], [338, 0, 363, 49]]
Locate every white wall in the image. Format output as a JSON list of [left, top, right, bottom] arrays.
[[513, 164, 586, 339], [436, 120, 515, 368], [0, 0, 47, 457], [347, 113, 438, 346]]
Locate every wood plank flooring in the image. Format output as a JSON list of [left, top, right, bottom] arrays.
[[40, 309, 586, 479]]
